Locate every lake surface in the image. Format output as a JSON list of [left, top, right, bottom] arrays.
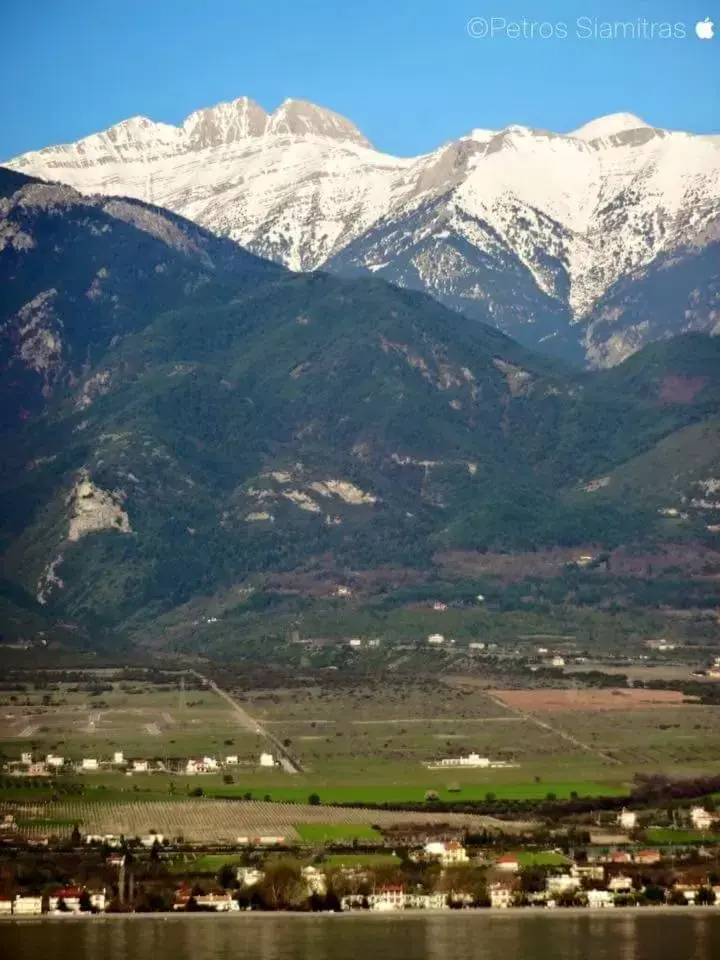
[[3, 912, 720, 960]]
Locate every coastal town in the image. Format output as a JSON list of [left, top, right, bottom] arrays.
[[4, 800, 720, 917]]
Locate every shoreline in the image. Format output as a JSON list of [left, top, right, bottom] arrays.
[[3, 905, 720, 922]]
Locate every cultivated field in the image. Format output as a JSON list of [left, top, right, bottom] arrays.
[[0, 679, 267, 761], [1, 799, 509, 843], [494, 688, 690, 713]]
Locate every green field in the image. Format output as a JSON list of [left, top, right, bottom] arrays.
[[646, 828, 717, 845], [514, 851, 571, 866], [296, 823, 383, 843], [169, 854, 244, 873], [323, 853, 401, 868]]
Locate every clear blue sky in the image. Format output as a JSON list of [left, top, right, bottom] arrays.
[[2, 0, 718, 160]]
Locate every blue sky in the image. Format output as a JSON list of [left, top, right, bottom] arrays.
[[2, 0, 718, 159]]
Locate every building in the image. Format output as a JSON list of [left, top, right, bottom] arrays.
[[225, 755, 239, 765], [618, 809, 637, 830], [495, 855, 520, 873], [113, 752, 124, 765], [404, 892, 448, 910], [348, 638, 362, 648], [551, 656, 566, 668], [368, 886, 405, 911], [608, 875, 634, 894], [236, 867, 264, 887], [587, 890, 615, 909], [607, 850, 633, 865], [573, 864, 605, 882], [302, 866, 327, 896], [489, 883, 514, 909], [49, 888, 84, 913], [427, 634, 445, 645], [546, 874, 582, 896], [46, 754, 64, 769], [81, 758, 99, 771], [635, 849, 661, 866], [259, 753, 275, 768], [173, 888, 238, 911], [237, 835, 285, 846], [13, 896, 43, 916], [468, 642, 486, 650], [423, 840, 469, 866], [132, 760, 149, 773], [140, 833, 164, 848], [202, 756, 219, 770], [185, 758, 214, 775], [432, 602, 447, 611], [691, 807, 714, 831], [20, 752, 32, 765], [0, 897, 13, 915], [436, 753, 490, 768]]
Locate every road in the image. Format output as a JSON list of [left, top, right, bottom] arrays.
[[191, 670, 304, 774]]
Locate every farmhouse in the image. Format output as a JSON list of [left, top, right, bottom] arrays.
[[81, 758, 99, 771], [113, 752, 124, 765], [225, 755, 239, 765], [46, 754, 65, 768], [132, 760, 149, 773], [259, 752, 275, 767]]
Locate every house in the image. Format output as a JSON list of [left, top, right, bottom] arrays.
[[237, 835, 285, 846], [46, 754, 65, 769], [174, 888, 238, 911], [20, 752, 32, 765], [468, 642, 485, 650], [185, 758, 214, 775], [495, 855, 520, 873], [49, 888, 84, 913], [259, 753, 275, 768], [335, 586, 352, 598], [427, 634, 445, 645], [489, 882, 514, 908], [25, 762, 48, 777], [90, 891, 107, 912], [551, 657, 566, 668], [546, 874, 582, 896], [618, 809, 637, 830], [132, 760, 149, 773], [225, 755, 239, 765], [691, 807, 714, 831], [404, 892, 448, 910], [424, 840, 469, 866], [348, 638, 363, 648], [573, 864, 605, 882], [140, 833, 164, 848], [674, 884, 702, 904], [436, 753, 490, 768], [635, 849, 661, 866], [81, 758, 99, 771], [302, 865, 327, 896], [368, 886, 405, 911], [113, 752, 124, 765], [13, 896, 43, 915], [607, 850, 633, 865], [587, 889, 615, 909], [608, 874, 634, 894], [432, 602, 447, 611], [236, 866, 264, 887], [0, 897, 13, 915], [202, 756, 219, 770]]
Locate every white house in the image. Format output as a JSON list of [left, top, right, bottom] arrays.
[[427, 634, 445, 645], [489, 883, 514, 908], [468, 642, 485, 650], [46, 754, 64, 768], [436, 753, 490, 768], [404, 892, 448, 910], [368, 886, 405, 911], [49, 888, 84, 913], [424, 840, 469, 865], [0, 897, 13, 915], [259, 752, 275, 768], [225, 755, 239, 765], [691, 806, 714, 831], [302, 865, 327, 896], [202, 756, 219, 770], [546, 874, 582, 896], [618, 809, 637, 830], [608, 875, 634, 894], [20, 752, 32, 765], [113, 752, 124, 765], [140, 833, 164, 848], [586, 889, 615, 908], [132, 760, 149, 773], [13, 896, 43, 915], [495, 855, 520, 873], [236, 866, 265, 887], [81, 758, 99, 771], [348, 638, 363, 648], [551, 656, 566, 668]]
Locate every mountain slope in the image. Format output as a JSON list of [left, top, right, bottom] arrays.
[[6, 99, 720, 366]]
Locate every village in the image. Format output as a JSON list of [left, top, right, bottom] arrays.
[[4, 802, 720, 917], [5, 750, 280, 778]]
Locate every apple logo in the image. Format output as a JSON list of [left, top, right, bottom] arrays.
[[695, 17, 714, 39]]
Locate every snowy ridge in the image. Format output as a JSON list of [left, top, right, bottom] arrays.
[[6, 98, 720, 364]]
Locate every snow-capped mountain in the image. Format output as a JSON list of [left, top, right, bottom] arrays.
[[8, 97, 720, 365]]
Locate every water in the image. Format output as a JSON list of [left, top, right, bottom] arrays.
[[2, 913, 720, 960]]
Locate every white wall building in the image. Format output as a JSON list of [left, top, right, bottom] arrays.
[[46, 754, 64, 768], [424, 840, 469, 865], [436, 753, 490, 768], [489, 883, 514, 908], [81, 758, 99, 771], [587, 889, 615, 908], [236, 866, 265, 887], [13, 896, 43, 916], [427, 634, 445, 645], [691, 806, 714, 831], [259, 752, 275, 767], [546, 874, 582, 896], [618, 809, 637, 830], [225, 755, 239, 765], [132, 760, 149, 773], [113, 752, 124, 765]]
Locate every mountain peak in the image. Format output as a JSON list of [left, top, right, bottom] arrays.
[[266, 99, 371, 148], [570, 113, 651, 141], [182, 96, 269, 149]]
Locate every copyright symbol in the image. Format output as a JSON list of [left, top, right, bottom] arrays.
[[467, 17, 489, 38]]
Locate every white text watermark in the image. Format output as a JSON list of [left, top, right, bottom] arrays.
[[466, 16, 716, 41]]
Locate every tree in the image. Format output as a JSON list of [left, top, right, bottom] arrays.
[[696, 887, 715, 906], [79, 890, 93, 913], [308, 793, 321, 806], [218, 865, 236, 890], [71, 823, 82, 844], [258, 858, 307, 910]]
